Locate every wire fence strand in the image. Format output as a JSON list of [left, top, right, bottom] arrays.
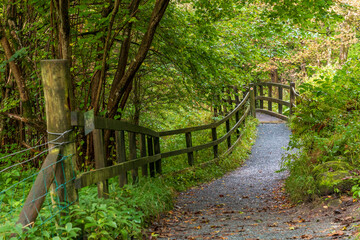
[[0, 129, 72, 162], [0, 154, 76, 237]]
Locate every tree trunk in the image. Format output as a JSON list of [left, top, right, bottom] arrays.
[[55, 0, 71, 61], [270, 68, 279, 83], [339, 44, 349, 65], [0, 20, 33, 119], [133, 76, 140, 125]]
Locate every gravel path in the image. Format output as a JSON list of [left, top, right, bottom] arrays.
[[150, 124, 359, 239]]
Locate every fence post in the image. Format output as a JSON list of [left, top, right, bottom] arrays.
[[290, 82, 295, 116], [93, 129, 109, 198], [278, 86, 283, 114], [140, 134, 148, 176], [268, 85, 272, 111], [115, 130, 127, 186], [147, 136, 155, 177], [233, 86, 240, 138], [154, 136, 161, 174], [249, 83, 256, 118], [129, 132, 138, 183], [41, 60, 78, 202], [185, 132, 194, 166], [16, 60, 80, 226], [226, 120, 231, 149], [212, 127, 218, 158], [259, 85, 264, 109]]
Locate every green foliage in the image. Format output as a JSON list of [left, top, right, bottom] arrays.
[[283, 59, 360, 202], [0, 176, 173, 240], [264, 0, 341, 26]]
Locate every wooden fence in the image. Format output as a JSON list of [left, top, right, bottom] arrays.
[[70, 86, 254, 198], [15, 59, 296, 229], [253, 82, 296, 120]]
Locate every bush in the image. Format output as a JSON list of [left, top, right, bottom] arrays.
[[283, 59, 360, 202]]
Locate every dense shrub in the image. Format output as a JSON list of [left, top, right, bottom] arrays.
[[282, 59, 360, 202]]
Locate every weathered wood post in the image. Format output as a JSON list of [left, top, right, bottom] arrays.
[[129, 132, 139, 183], [249, 83, 256, 118], [226, 119, 231, 149], [268, 85, 272, 111], [93, 129, 109, 198], [18, 60, 78, 227], [140, 134, 148, 176], [115, 130, 127, 186], [147, 136, 155, 177], [259, 84, 264, 109], [278, 86, 283, 114], [154, 137, 161, 174], [290, 82, 295, 116], [233, 86, 240, 138], [41, 60, 78, 203], [212, 127, 218, 158], [185, 132, 194, 166]]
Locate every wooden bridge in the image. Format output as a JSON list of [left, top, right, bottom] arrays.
[[16, 60, 298, 228]]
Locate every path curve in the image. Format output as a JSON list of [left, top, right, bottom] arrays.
[[151, 124, 357, 239]]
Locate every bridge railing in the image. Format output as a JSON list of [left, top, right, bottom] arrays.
[[253, 82, 296, 120], [70, 89, 254, 198]]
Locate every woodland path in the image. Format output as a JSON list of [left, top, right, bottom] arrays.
[[150, 118, 359, 239]]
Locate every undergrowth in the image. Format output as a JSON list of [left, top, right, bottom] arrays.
[[282, 58, 360, 203]]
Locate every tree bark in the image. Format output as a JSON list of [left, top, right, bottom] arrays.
[[55, 0, 71, 61], [339, 44, 348, 65], [0, 112, 46, 133], [112, 0, 142, 94], [0, 20, 33, 119], [270, 68, 279, 83]]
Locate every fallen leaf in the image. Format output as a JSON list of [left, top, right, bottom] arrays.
[[327, 230, 344, 237], [301, 234, 313, 239]]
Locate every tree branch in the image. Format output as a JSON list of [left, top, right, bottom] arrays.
[[0, 112, 46, 133]]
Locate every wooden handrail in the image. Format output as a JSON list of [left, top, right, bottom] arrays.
[[162, 107, 249, 158], [75, 154, 162, 189], [255, 96, 291, 108], [159, 91, 250, 136], [71, 111, 159, 137], [254, 82, 291, 89], [71, 92, 249, 138]]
